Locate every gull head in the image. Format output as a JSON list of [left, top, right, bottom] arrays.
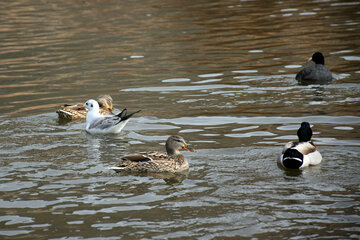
[[84, 99, 100, 113]]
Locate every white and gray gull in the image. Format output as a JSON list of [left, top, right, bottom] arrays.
[[84, 99, 140, 134]]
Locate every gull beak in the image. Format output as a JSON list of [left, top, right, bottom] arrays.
[[78, 106, 86, 110], [183, 144, 195, 152]]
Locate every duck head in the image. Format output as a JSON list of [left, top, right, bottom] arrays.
[[97, 95, 114, 111], [297, 122, 313, 142], [165, 135, 195, 156]]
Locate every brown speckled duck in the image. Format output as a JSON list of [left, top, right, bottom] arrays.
[[110, 135, 195, 173], [56, 95, 114, 120]]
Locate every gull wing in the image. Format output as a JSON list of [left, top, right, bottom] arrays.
[[88, 115, 120, 130]]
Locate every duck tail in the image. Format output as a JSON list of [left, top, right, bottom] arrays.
[[282, 148, 303, 169]]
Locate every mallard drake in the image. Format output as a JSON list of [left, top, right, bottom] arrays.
[[279, 122, 322, 169], [84, 99, 140, 134], [110, 135, 195, 173], [56, 95, 114, 120], [296, 52, 332, 82]]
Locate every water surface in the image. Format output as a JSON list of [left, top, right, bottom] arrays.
[[0, 0, 360, 239]]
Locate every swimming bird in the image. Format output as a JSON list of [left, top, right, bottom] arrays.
[[84, 99, 140, 134], [57, 95, 114, 120], [110, 135, 195, 173], [295, 52, 332, 83], [279, 122, 322, 169]]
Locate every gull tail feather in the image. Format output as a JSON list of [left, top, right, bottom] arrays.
[[118, 109, 141, 121], [117, 109, 127, 118]]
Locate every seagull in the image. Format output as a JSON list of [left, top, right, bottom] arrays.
[[84, 99, 140, 134]]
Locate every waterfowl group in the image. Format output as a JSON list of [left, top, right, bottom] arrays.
[[57, 95, 114, 120], [110, 135, 195, 173], [296, 52, 332, 83], [55, 51, 329, 174], [57, 95, 195, 173], [279, 122, 322, 169]]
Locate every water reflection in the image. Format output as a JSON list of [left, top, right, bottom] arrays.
[[283, 169, 303, 178], [116, 171, 188, 185], [85, 133, 130, 166], [297, 79, 333, 86], [57, 117, 75, 125], [280, 161, 323, 179], [86, 134, 102, 162]]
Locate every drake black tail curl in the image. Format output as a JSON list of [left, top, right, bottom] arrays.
[[282, 148, 303, 169]]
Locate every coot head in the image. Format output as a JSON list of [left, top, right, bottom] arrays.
[[311, 52, 325, 65]]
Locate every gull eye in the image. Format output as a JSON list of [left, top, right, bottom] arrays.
[[91, 104, 93, 107]]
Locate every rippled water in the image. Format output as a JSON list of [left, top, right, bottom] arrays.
[[1, 0, 360, 239]]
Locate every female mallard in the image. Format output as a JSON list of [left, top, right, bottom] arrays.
[[296, 52, 332, 82], [110, 135, 195, 173], [279, 122, 322, 169], [56, 95, 114, 120]]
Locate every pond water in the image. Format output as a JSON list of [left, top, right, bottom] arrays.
[[0, 0, 360, 239]]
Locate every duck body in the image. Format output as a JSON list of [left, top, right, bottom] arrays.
[[57, 95, 114, 120], [110, 135, 194, 173], [279, 141, 322, 169], [279, 122, 322, 169], [296, 52, 332, 83], [84, 99, 140, 134], [57, 103, 111, 120], [111, 152, 190, 173]]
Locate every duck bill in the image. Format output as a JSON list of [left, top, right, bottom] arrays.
[[183, 145, 195, 152], [108, 106, 114, 111]]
